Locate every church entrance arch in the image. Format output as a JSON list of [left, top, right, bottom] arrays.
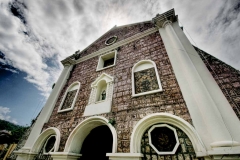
[[64, 116, 117, 155], [130, 113, 207, 157], [80, 125, 113, 160], [141, 123, 202, 160]]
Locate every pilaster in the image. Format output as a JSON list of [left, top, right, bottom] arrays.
[[16, 64, 73, 160], [153, 9, 240, 153]]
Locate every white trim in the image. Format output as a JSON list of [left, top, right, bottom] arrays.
[[19, 65, 73, 152], [96, 50, 117, 71], [43, 135, 56, 153], [148, 124, 179, 155], [50, 152, 81, 160], [58, 81, 80, 113], [31, 127, 61, 153], [73, 28, 157, 65], [107, 153, 143, 160], [61, 21, 153, 66], [64, 116, 117, 154], [130, 113, 207, 157], [158, 20, 240, 150], [105, 36, 118, 46], [91, 73, 114, 87], [132, 60, 163, 97]]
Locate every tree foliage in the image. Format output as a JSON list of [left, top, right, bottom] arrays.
[[0, 119, 28, 144]]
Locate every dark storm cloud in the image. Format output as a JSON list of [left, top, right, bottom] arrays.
[[0, 51, 18, 73], [202, 0, 240, 66], [0, 50, 5, 59], [9, 0, 27, 24], [211, 1, 240, 32]]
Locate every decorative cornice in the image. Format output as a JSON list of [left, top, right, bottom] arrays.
[[61, 9, 176, 66], [73, 27, 158, 64], [61, 57, 75, 66], [152, 8, 178, 28]]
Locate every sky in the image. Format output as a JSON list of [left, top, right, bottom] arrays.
[[0, 0, 239, 126]]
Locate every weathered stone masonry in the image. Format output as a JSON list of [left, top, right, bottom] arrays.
[[43, 24, 193, 153], [196, 47, 240, 120]]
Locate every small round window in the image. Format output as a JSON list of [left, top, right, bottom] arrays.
[[44, 135, 56, 153], [105, 36, 117, 46]]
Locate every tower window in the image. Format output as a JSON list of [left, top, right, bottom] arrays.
[[103, 58, 114, 67], [96, 50, 117, 71], [84, 73, 114, 116], [132, 60, 163, 97], [58, 81, 80, 113]]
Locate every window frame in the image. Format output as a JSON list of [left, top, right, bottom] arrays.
[[43, 135, 56, 154], [96, 50, 117, 71], [83, 73, 114, 116], [132, 60, 163, 97], [58, 81, 80, 113]]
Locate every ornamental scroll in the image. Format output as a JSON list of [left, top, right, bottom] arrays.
[[134, 67, 159, 94]]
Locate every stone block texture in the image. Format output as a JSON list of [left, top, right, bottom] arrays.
[[196, 47, 240, 120], [43, 23, 192, 153]]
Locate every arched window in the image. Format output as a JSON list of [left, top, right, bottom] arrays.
[[43, 135, 56, 153], [95, 80, 107, 102], [58, 81, 80, 113], [84, 73, 114, 116], [31, 127, 61, 155], [132, 60, 162, 97]]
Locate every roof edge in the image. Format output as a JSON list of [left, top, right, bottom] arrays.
[[61, 20, 153, 64]]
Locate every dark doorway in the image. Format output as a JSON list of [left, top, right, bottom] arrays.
[[80, 125, 113, 160]]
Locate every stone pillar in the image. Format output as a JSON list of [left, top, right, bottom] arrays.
[[16, 64, 73, 159], [152, 9, 240, 151]]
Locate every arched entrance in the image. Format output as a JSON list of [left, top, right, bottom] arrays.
[[64, 116, 117, 158], [80, 125, 113, 160]]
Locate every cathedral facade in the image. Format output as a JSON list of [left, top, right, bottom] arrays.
[[15, 9, 240, 160]]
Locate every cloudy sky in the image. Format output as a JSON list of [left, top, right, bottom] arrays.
[[0, 0, 239, 126]]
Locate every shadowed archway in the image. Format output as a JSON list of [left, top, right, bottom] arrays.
[[80, 125, 113, 160]]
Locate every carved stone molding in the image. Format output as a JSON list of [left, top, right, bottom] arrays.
[[152, 9, 178, 28]]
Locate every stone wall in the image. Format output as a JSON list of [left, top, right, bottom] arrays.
[[43, 28, 192, 153], [196, 47, 240, 120], [79, 22, 154, 58]]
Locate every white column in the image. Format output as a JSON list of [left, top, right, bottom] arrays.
[[16, 65, 73, 157], [158, 21, 239, 149]]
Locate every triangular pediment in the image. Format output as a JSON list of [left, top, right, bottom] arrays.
[[77, 21, 154, 59], [91, 73, 114, 87]]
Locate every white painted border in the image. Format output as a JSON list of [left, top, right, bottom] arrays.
[[64, 116, 117, 154], [132, 60, 163, 97], [58, 81, 80, 113], [31, 127, 61, 153], [43, 135, 56, 153], [91, 73, 114, 87], [130, 113, 207, 157], [96, 50, 117, 71], [148, 124, 179, 155], [105, 36, 118, 46], [66, 28, 157, 66]]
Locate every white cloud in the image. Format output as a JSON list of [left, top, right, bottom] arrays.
[[0, 0, 239, 100], [3, 68, 19, 73], [0, 106, 18, 124]]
